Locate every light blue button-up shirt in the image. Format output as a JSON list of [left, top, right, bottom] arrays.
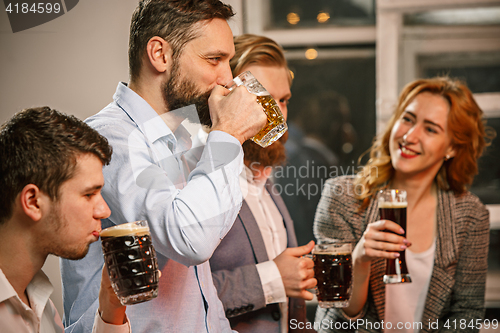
[[61, 82, 243, 333]]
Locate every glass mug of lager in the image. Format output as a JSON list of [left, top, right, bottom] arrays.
[[100, 220, 160, 305], [312, 240, 353, 308], [225, 71, 287, 148], [378, 189, 412, 284]]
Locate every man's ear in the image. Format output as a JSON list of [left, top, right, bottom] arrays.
[[19, 184, 46, 222], [146, 36, 173, 74]]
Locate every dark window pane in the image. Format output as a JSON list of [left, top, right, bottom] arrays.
[[424, 65, 500, 94], [275, 52, 375, 246], [470, 117, 500, 205], [286, 54, 376, 167], [420, 52, 500, 94]]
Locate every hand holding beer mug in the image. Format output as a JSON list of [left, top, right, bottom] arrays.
[[378, 189, 412, 284], [100, 220, 160, 305], [313, 240, 353, 308], [225, 71, 287, 148]]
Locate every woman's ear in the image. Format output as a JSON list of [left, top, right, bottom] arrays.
[[19, 184, 45, 222], [146, 36, 173, 74], [445, 146, 457, 160]]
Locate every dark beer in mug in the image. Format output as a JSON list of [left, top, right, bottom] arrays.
[[314, 253, 352, 308], [101, 220, 160, 305], [379, 189, 412, 284], [312, 241, 353, 308]]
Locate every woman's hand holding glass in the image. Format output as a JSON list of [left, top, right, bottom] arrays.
[[343, 220, 412, 317], [352, 220, 411, 264]]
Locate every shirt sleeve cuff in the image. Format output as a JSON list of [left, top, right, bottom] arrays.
[[207, 130, 242, 145], [92, 310, 131, 333], [256, 260, 287, 304]]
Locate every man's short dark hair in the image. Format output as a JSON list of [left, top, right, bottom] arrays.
[[129, 0, 234, 81], [0, 107, 112, 224]]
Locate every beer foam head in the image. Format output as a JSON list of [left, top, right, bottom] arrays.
[[314, 251, 352, 256], [314, 241, 352, 254], [100, 222, 149, 238], [378, 201, 407, 209]]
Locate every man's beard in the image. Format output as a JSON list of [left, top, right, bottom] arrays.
[[243, 130, 289, 168], [44, 205, 91, 260], [162, 63, 212, 127]]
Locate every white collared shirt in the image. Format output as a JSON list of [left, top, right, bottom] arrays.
[[0, 268, 130, 333], [61, 83, 243, 332], [385, 240, 436, 333], [240, 166, 288, 333]]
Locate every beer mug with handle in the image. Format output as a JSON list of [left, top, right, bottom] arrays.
[[225, 71, 287, 148], [313, 240, 353, 308], [101, 220, 160, 305]]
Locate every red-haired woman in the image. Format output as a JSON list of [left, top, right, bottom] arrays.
[[313, 77, 495, 332]]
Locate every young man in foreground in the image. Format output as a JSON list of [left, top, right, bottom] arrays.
[[0, 107, 130, 333]]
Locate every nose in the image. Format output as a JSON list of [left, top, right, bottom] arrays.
[[402, 125, 420, 144], [279, 103, 288, 121], [217, 62, 234, 87], [94, 194, 111, 220]]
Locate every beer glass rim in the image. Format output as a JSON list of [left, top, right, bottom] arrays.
[[378, 189, 407, 203], [100, 220, 149, 238], [317, 239, 355, 245], [314, 239, 354, 254], [378, 188, 406, 194], [225, 70, 254, 89]]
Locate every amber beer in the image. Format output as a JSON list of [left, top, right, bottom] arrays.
[[378, 189, 412, 284], [252, 94, 287, 147], [100, 220, 160, 305], [226, 71, 288, 148], [312, 241, 353, 308]]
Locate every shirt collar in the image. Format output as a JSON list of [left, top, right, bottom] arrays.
[[113, 82, 194, 153], [26, 270, 54, 320], [0, 268, 53, 320], [0, 268, 17, 303]]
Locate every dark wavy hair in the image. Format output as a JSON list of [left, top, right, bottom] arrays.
[[355, 76, 496, 199], [0, 107, 112, 224], [129, 0, 234, 81]]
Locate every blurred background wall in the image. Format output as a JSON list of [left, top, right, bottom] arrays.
[[0, 0, 140, 317], [1, 0, 499, 325]]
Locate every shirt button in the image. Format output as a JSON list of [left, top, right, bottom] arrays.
[[267, 296, 274, 303]]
